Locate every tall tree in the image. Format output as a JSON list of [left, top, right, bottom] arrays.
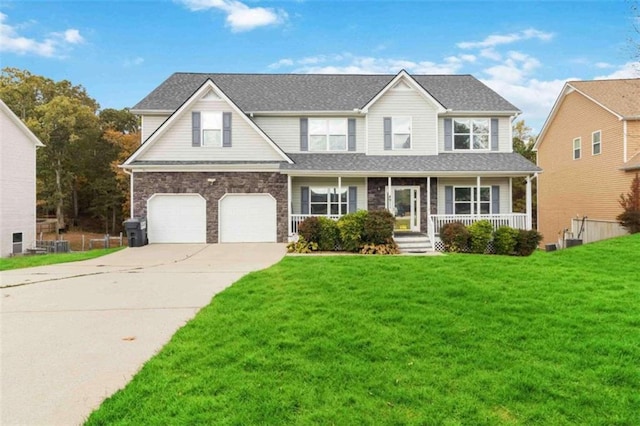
[[512, 120, 538, 228]]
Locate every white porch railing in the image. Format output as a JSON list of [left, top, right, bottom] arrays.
[[430, 214, 528, 236], [291, 214, 341, 235]]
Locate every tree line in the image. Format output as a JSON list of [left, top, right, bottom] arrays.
[[0, 67, 139, 234]]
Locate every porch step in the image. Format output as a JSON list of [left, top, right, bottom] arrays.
[[393, 233, 433, 253]]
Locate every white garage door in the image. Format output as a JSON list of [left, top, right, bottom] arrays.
[[147, 194, 206, 243], [219, 194, 277, 243]]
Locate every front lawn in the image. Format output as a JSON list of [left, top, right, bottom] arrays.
[[87, 235, 640, 425], [0, 248, 123, 271]]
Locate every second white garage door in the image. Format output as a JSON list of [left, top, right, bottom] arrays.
[[219, 194, 277, 243], [147, 194, 207, 243]]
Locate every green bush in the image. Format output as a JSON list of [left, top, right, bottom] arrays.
[[515, 229, 543, 256], [286, 236, 318, 253], [440, 222, 470, 253], [468, 220, 494, 254], [317, 216, 340, 251], [493, 226, 520, 255], [337, 210, 369, 252], [298, 216, 322, 245], [363, 210, 395, 245]]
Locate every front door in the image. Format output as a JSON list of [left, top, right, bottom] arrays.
[[388, 186, 420, 232]]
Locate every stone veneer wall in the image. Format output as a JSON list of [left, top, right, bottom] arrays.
[[367, 177, 438, 233], [133, 172, 288, 243]]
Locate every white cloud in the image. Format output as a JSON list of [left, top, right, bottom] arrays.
[[178, 0, 287, 32], [457, 28, 553, 49], [594, 61, 614, 69], [595, 62, 640, 79], [123, 57, 145, 67], [0, 12, 84, 57]]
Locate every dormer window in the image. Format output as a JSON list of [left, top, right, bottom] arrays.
[[454, 119, 490, 150], [202, 112, 222, 146]]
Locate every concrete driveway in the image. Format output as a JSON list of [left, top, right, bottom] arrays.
[[0, 243, 286, 425]]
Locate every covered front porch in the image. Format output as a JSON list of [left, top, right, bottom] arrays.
[[287, 174, 534, 250]]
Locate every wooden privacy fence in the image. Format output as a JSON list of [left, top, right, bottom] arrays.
[[571, 218, 628, 244]]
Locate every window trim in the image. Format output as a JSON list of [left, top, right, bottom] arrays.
[[452, 118, 491, 151], [592, 130, 601, 156], [392, 116, 412, 150], [201, 111, 222, 147], [453, 186, 492, 215], [308, 118, 348, 152], [573, 137, 581, 160], [309, 186, 349, 215]]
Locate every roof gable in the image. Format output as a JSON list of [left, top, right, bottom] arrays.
[[132, 73, 520, 114], [124, 79, 292, 166], [0, 100, 45, 147], [535, 78, 640, 150], [360, 70, 447, 113]]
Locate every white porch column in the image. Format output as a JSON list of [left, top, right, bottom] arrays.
[[426, 176, 431, 217], [287, 174, 292, 236], [509, 177, 513, 214], [525, 175, 532, 230], [476, 176, 481, 218], [387, 176, 392, 210], [338, 176, 342, 215]]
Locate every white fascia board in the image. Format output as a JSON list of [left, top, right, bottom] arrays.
[[440, 111, 520, 117], [282, 170, 536, 178], [248, 110, 366, 117], [0, 100, 45, 147], [360, 70, 447, 114], [122, 163, 283, 173], [124, 79, 293, 165], [130, 109, 174, 115]]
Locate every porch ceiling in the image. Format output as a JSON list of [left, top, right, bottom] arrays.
[[281, 153, 541, 176]]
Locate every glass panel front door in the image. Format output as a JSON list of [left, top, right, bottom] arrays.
[[391, 187, 419, 232]]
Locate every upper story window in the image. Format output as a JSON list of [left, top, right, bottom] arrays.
[[383, 116, 411, 151], [592, 131, 601, 155], [455, 186, 491, 214], [202, 112, 222, 146], [573, 137, 581, 160], [309, 119, 347, 151], [454, 119, 490, 150], [393, 117, 412, 149]]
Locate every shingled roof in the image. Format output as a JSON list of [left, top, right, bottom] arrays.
[[570, 79, 640, 119], [132, 73, 520, 113]]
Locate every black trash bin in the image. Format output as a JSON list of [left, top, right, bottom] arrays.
[[124, 218, 148, 247]]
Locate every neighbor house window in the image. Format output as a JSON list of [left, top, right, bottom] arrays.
[[454, 187, 491, 214], [393, 117, 412, 149], [310, 187, 348, 215], [592, 131, 601, 155], [573, 137, 581, 160], [309, 119, 347, 151], [201, 111, 222, 146], [453, 119, 490, 150]]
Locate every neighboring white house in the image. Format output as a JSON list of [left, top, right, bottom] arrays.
[[0, 99, 44, 257], [124, 71, 539, 251]]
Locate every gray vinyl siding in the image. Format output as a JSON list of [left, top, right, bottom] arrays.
[[438, 116, 512, 153], [141, 115, 169, 143], [139, 98, 283, 162], [253, 116, 366, 153], [291, 177, 367, 214], [437, 178, 510, 214], [367, 86, 439, 156]]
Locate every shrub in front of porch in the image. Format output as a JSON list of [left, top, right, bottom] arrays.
[[317, 217, 340, 251], [468, 220, 494, 254], [298, 216, 322, 246], [363, 210, 395, 245], [441, 222, 470, 253], [514, 229, 543, 256], [493, 226, 520, 255], [337, 210, 368, 252]]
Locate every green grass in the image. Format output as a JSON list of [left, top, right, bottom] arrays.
[[87, 235, 640, 425], [0, 247, 124, 271]]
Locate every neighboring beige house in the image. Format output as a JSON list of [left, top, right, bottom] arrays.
[[535, 78, 640, 245], [124, 70, 539, 252], [0, 99, 44, 257]]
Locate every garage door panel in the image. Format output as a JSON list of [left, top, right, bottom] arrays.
[[148, 194, 206, 243], [219, 194, 276, 243]]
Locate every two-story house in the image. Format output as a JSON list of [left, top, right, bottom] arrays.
[[535, 79, 640, 245], [0, 99, 45, 257], [123, 71, 539, 251]]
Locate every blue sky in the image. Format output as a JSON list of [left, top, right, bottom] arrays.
[[1, 0, 638, 131]]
